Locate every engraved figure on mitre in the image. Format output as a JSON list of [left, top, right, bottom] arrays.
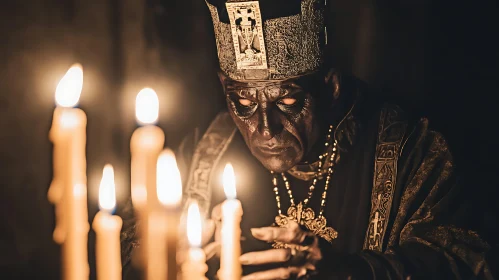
[[235, 7, 260, 57], [227, 2, 266, 69]]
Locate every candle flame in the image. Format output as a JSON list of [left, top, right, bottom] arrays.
[[55, 63, 83, 107], [99, 164, 116, 211], [157, 149, 182, 206], [223, 163, 237, 199], [135, 88, 159, 125], [187, 202, 202, 247]]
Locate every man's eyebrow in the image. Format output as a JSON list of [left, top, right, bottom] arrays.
[[226, 87, 257, 99], [279, 86, 304, 98]]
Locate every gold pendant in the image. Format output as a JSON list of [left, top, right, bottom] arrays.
[[273, 202, 338, 248]]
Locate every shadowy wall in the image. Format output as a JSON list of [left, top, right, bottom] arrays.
[[0, 0, 496, 279]]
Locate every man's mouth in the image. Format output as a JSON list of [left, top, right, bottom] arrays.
[[256, 145, 289, 155]]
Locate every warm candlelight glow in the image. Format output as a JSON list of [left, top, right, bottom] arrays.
[[223, 163, 236, 199], [135, 88, 159, 125], [183, 201, 208, 280], [187, 202, 202, 248], [156, 149, 182, 206], [93, 164, 123, 280], [55, 63, 83, 107], [219, 163, 242, 280], [99, 164, 116, 211]]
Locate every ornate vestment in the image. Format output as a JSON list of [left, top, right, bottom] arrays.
[[121, 77, 495, 279]]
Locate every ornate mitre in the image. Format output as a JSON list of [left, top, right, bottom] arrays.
[[206, 0, 326, 80]]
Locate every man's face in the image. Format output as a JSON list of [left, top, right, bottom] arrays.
[[220, 72, 328, 173]]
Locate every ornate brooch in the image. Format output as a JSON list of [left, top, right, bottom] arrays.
[[273, 202, 338, 248]]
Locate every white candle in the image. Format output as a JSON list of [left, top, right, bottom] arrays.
[[48, 64, 86, 244], [93, 165, 122, 280], [157, 149, 183, 280], [146, 211, 167, 280], [145, 149, 183, 280], [48, 64, 89, 280], [130, 88, 165, 269], [131, 88, 164, 211], [218, 163, 243, 280], [182, 202, 207, 280], [48, 106, 69, 244]]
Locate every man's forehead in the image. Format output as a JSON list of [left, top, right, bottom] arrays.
[[222, 71, 321, 88], [228, 79, 294, 88]]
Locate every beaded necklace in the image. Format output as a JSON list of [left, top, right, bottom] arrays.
[[271, 125, 339, 248]]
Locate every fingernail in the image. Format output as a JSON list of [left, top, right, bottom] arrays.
[[250, 228, 264, 237], [239, 254, 250, 265]]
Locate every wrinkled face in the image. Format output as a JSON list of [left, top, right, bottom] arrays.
[[220, 72, 330, 172]]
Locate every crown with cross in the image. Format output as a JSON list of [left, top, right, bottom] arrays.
[[205, 0, 327, 81]]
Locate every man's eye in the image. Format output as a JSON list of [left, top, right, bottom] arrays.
[[238, 98, 253, 106], [279, 98, 297, 105]]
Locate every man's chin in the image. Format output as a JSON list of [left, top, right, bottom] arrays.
[[256, 154, 297, 173]]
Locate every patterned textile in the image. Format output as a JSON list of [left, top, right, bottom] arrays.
[[206, 0, 325, 80], [120, 76, 496, 279]]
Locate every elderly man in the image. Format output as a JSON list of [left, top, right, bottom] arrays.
[[122, 0, 494, 279]]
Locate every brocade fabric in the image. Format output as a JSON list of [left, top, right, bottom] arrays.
[[120, 76, 495, 279]]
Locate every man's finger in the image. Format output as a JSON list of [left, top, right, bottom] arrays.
[[202, 219, 215, 245], [211, 204, 222, 221], [212, 204, 223, 243], [203, 241, 220, 260], [241, 266, 307, 280], [250, 222, 305, 244], [239, 249, 291, 265]]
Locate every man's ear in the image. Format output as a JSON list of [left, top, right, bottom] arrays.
[[217, 71, 227, 86], [324, 68, 340, 100]]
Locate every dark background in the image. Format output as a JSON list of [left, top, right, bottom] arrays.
[[0, 0, 497, 279]]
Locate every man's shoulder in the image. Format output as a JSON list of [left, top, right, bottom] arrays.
[[177, 111, 234, 153], [378, 102, 449, 153], [176, 111, 236, 176], [374, 101, 454, 169]]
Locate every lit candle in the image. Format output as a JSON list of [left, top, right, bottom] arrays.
[[130, 88, 165, 268], [218, 163, 243, 280], [48, 64, 85, 243], [157, 149, 183, 280], [48, 64, 89, 280], [93, 165, 123, 280], [145, 149, 183, 280], [182, 202, 208, 280], [146, 211, 167, 280]]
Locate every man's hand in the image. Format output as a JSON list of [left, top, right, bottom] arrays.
[[178, 204, 219, 264], [240, 221, 322, 280], [202, 203, 222, 259]]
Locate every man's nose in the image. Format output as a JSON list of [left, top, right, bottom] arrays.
[[257, 104, 282, 140]]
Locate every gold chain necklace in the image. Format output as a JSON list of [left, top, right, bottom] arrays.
[[271, 125, 339, 248]]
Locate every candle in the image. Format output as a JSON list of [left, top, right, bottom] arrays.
[[48, 64, 85, 244], [144, 149, 183, 280], [182, 202, 208, 280], [131, 88, 164, 210], [145, 211, 167, 280], [218, 163, 243, 280], [48, 64, 89, 280], [130, 88, 165, 268], [93, 165, 123, 280], [157, 149, 183, 280]]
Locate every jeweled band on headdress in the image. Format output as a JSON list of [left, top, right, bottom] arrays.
[[206, 0, 326, 81]]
